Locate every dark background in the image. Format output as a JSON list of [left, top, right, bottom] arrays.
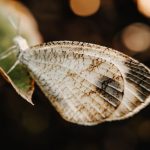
[[0, 0, 150, 150]]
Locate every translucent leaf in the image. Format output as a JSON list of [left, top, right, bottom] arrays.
[[0, 1, 42, 104]]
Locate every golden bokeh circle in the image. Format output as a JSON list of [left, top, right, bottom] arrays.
[[70, 0, 101, 17], [137, 0, 150, 18]]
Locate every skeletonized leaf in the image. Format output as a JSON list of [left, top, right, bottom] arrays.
[[19, 41, 150, 125]]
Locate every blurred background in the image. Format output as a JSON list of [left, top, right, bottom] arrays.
[[0, 0, 150, 150]]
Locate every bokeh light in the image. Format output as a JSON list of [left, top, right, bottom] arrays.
[[70, 0, 101, 17], [137, 0, 150, 18], [122, 23, 150, 52]]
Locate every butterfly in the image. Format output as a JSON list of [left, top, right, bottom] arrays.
[[8, 35, 149, 126]]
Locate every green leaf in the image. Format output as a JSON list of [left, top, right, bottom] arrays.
[[0, 12, 34, 104]]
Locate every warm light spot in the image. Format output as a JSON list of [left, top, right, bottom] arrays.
[[122, 23, 150, 52], [137, 0, 150, 18], [70, 0, 101, 17]]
